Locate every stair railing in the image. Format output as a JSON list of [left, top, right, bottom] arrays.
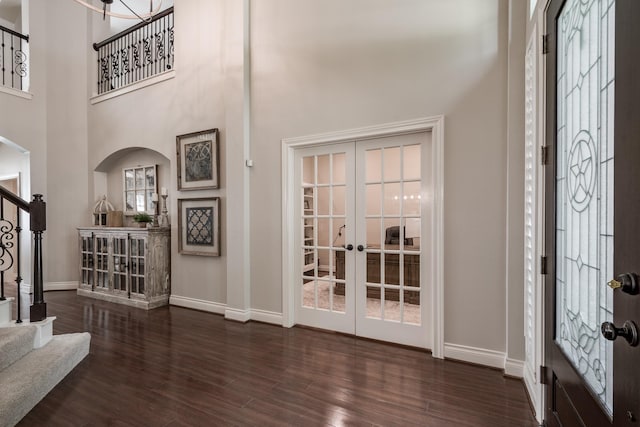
[[93, 6, 174, 95], [0, 186, 46, 323], [0, 24, 29, 92]]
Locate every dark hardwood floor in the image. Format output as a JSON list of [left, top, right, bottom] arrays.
[[12, 289, 539, 426]]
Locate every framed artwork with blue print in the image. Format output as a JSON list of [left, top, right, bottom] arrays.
[[176, 129, 219, 190], [178, 197, 220, 256]]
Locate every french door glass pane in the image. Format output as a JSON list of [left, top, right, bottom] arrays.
[[300, 153, 346, 314], [364, 145, 422, 325], [555, 0, 614, 413]]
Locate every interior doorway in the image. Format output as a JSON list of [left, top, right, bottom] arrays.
[[283, 118, 444, 353]]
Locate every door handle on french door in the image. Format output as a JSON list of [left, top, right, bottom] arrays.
[[601, 320, 640, 347], [608, 273, 639, 295], [346, 244, 354, 251], [357, 245, 364, 252]]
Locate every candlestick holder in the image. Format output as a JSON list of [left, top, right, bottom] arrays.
[[151, 201, 159, 227], [158, 194, 169, 227]]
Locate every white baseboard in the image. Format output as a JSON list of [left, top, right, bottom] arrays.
[[44, 281, 78, 291], [225, 308, 251, 323], [444, 343, 506, 370], [169, 295, 226, 315], [444, 343, 526, 378], [504, 358, 525, 378], [170, 295, 283, 325], [524, 362, 544, 423], [250, 308, 283, 326]]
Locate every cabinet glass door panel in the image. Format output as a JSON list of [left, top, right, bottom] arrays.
[[95, 236, 109, 289], [112, 236, 128, 293], [80, 234, 94, 287], [129, 237, 146, 295]]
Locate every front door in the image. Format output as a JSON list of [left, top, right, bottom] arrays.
[[294, 132, 431, 348], [545, 0, 640, 425]]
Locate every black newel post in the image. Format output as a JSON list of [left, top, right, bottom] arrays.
[[29, 194, 46, 322]]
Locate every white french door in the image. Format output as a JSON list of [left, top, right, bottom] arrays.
[[294, 142, 356, 334], [294, 132, 431, 348]]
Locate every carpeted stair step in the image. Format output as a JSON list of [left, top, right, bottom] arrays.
[[0, 326, 37, 372], [0, 332, 91, 427]]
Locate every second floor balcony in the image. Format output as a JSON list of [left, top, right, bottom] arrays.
[[0, 24, 29, 93], [93, 7, 174, 95]]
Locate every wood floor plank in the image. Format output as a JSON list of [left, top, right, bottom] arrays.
[[12, 290, 539, 426]]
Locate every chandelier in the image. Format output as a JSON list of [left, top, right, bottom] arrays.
[[72, 0, 163, 21]]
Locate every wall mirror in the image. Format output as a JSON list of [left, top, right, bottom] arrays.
[[123, 164, 157, 215]]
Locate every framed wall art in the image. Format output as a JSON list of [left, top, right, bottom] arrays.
[[176, 128, 219, 190], [178, 197, 220, 256]]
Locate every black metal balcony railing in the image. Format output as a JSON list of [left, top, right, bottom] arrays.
[[0, 187, 47, 323], [0, 25, 29, 92], [93, 7, 174, 95]]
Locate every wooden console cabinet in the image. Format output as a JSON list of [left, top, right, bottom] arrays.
[[335, 244, 420, 304], [77, 227, 170, 309]]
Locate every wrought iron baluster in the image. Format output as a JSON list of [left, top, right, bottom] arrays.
[[118, 36, 122, 90], [15, 213, 21, 323], [1, 194, 4, 301], [15, 37, 26, 91], [10, 35, 14, 89], [2, 31, 5, 87], [160, 16, 165, 71]]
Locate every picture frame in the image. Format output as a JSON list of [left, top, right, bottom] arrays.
[[176, 128, 219, 190], [178, 197, 220, 256]]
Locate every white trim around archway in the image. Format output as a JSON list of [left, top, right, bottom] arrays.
[[281, 116, 445, 359]]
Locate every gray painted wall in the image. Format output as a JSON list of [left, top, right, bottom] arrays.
[[0, 0, 527, 359]]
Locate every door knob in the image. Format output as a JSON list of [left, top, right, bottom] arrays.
[[607, 273, 639, 295], [346, 244, 354, 251], [601, 320, 639, 347], [357, 245, 364, 252]]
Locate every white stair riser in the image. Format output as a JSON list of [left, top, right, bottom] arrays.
[[0, 298, 14, 327]]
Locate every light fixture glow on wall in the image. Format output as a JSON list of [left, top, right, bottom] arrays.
[[72, 0, 163, 21]]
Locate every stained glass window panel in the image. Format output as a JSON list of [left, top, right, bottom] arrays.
[[555, 0, 615, 413]]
